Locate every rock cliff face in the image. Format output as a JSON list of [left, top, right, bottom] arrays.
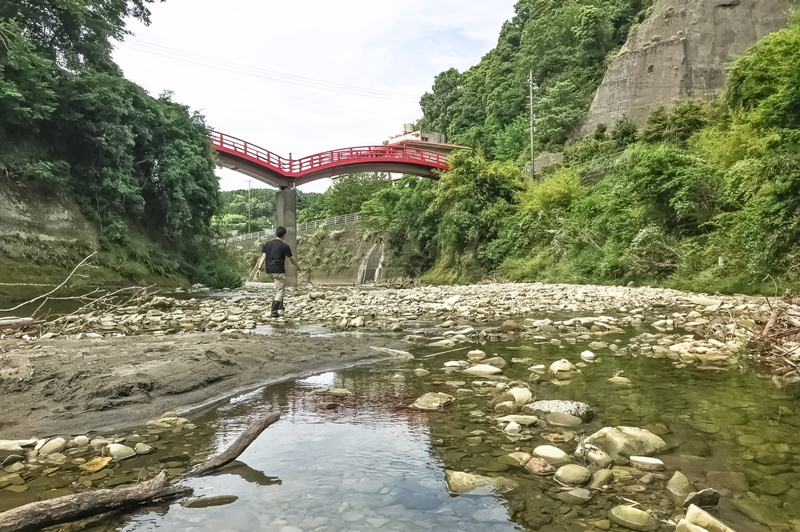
[[581, 0, 793, 133]]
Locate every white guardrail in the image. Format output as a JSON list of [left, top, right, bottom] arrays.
[[224, 212, 365, 244]]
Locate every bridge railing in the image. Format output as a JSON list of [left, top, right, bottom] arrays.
[[209, 131, 449, 176], [297, 212, 365, 231], [224, 228, 277, 244]]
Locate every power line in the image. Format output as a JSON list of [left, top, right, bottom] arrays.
[[119, 40, 420, 103]]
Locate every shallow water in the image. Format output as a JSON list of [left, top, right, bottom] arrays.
[[13, 329, 800, 531]]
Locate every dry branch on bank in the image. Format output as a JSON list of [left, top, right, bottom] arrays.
[[750, 301, 800, 382], [0, 411, 280, 532]]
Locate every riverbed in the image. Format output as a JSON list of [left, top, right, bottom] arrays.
[[2, 322, 799, 531]]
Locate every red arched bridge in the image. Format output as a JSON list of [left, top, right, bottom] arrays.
[[210, 131, 450, 188]]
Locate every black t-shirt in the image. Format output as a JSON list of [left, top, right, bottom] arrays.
[[262, 239, 293, 274]]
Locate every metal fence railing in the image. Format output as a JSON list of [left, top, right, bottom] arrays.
[[297, 212, 364, 231], [222, 213, 366, 244]]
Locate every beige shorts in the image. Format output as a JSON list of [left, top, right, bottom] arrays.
[[271, 273, 286, 302]]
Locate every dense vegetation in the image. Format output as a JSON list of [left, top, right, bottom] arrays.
[[417, 0, 655, 161], [1, 1, 239, 287], [356, 11, 800, 294]]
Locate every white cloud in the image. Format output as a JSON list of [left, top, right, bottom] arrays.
[[114, 0, 516, 194]]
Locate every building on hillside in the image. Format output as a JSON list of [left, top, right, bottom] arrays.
[[385, 124, 469, 160]]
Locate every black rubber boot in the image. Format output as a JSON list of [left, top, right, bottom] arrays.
[[270, 300, 280, 318]]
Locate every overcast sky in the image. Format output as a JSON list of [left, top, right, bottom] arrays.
[[112, 0, 515, 193]]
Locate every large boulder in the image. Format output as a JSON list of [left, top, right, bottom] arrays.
[[411, 392, 454, 411], [524, 400, 595, 422], [549, 359, 577, 380], [576, 427, 666, 462]]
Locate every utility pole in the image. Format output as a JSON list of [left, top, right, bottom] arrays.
[[529, 70, 538, 178], [247, 179, 251, 234]]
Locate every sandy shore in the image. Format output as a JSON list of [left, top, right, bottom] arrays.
[[0, 330, 404, 439]]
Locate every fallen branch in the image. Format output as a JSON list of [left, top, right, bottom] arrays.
[[0, 252, 97, 313], [0, 411, 280, 532], [194, 411, 281, 476], [0, 471, 190, 532]]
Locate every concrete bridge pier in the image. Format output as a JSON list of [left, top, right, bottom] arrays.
[[276, 186, 298, 287]]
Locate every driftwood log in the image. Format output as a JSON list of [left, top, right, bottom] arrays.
[[194, 411, 281, 476], [0, 411, 280, 532]]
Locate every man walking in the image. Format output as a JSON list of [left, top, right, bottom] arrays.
[[256, 226, 300, 318]]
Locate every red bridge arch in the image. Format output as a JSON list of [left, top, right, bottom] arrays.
[[210, 131, 451, 188]]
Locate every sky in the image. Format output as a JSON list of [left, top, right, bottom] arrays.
[[112, 0, 516, 193]]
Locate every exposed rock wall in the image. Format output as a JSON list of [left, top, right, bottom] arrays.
[[581, 0, 793, 133]]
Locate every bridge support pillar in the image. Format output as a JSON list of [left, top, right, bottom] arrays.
[[276, 186, 297, 288]]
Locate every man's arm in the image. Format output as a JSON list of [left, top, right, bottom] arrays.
[[255, 253, 266, 277], [289, 256, 301, 271]]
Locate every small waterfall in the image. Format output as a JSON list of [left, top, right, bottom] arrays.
[[357, 243, 382, 284]]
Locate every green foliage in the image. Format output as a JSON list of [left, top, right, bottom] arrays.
[[640, 99, 719, 145], [418, 0, 655, 159], [298, 173, 391, 221]]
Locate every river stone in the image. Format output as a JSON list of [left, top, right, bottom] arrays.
[[737, 434, 765, 446], [675, 520, 705, 532], [107, 443, 136, 462], [666, 471, 694, 506], [555, 464, 592, 486], [688, 420, 720, 434], [483, 357, 507, 368], [497, 415, 538, 426], [589, 469, 615, 489], [414, 368, 430, 376], [444, 361, 462, 367], [754, 479, 791, 495], [467, 350, 487, 361], [630, 456, 665, 471], [525, 457, 556, 476], [370, 346, 414, 359], [444, 470, 518, 495], [182, 495, 239, 508], [494, 401, 519, 415], [546, 412, 583, 427], [706, 471, 748, 492], [504, 421, 521, 435], [508, 387, 533, 406], [1, 455, 24, 468], [577, 427, 666, 462], [684, 504, 735, 532], [525, 400, 594, 422], [581, 350, 596, 361], [556, 487, 593, 505], [730, 499, 780, 526], [576, 443, 614, 468], [609, 506, 659, 532], [134, 443, 154, 455], [683, 488, 720, 508], [549, 359, 577, 379], [79, 456, 112, 473], [72, 436, 89, 447], [464, 364, 503, 375], [411, 392, 454, 411], [508, 452, 532, 466], [46, 453, 67, 465], [38, 438, 66, 457], [533, 445, 570, 465], [3, 462, 24, 474]]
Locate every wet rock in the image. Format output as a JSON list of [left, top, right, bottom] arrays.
[[525, 457, 557, 476], [508, 452, 532, 466], [0, 473, 25, 488], [525, 400, 594, 422], [3, 462, 24, 474], [684, 504, 735, 532], [134, 443, 154, 455], [630, 456, 664, 471], [546, 412, 583, 427], [508, 387, 533, 406], [683, 488, 720, 508], [79, 457, 112, 473], [730, 498, 781, 526], [533, 445, 570, 465], [350, 316, 364, 327], [72, 436, 89, 447], [706, 471, 748, 492], [593, 520, 612, 530], [690, 297, 721, 306], [369, 346, 414, 359], [499, 320, 521, 333], [609, 505, 659, 532], [577, 426, 666, 462], [589, 469, 615, 490], [666, 471, 695, 506], [504, 421, 521, 435], [494, 401, 519, 415], [467, 349, 487, 361], [497, 415, 538, 426], [38, 438, 66, 457], [444, 470, 518, 494], [581, 350, 596, 361], [555, 464, 592, 486], [464, 364, 503, 375], [107, 443, 136, 462], [556, 487, 593, 505], [754, 478, 791, 495], [46, 453, 67, 465], [1, 455, 24, 468], [411, 392, 454, 411], [483, 356, 507, 368], [182, 495, 239, 508], [687, 420, 720, 434], [549, 359, 577, 379], [576, 443, 614, 468], [414, 368, 430, 376]]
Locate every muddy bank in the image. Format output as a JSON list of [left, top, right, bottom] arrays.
[[0, 331, 404, 439]]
